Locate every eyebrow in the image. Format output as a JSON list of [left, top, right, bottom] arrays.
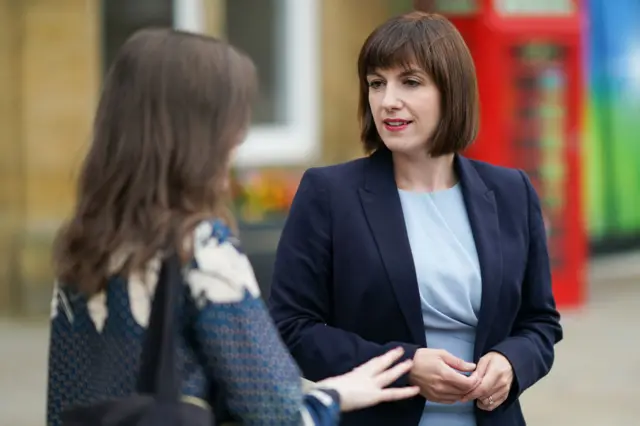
[[366, 68, 425, 78], [399, 68, 424, 77]]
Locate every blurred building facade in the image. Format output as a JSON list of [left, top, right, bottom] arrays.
[[0, 0, 416, 316], [1, 0, 639, 316], [0, 0, 101, 315]]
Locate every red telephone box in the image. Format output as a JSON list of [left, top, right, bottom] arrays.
[[424, 0, 587, 308]]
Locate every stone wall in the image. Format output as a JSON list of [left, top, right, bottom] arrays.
[[0, 0, 99, 315]]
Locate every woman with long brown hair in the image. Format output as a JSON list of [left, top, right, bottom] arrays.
[[46, 28, 419, 426]]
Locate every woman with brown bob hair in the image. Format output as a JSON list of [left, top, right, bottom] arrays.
[[46, 28, 420, 426], [270, 12, 562, 426]]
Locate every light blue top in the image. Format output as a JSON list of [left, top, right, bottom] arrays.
[[398, 184, 482, 426]]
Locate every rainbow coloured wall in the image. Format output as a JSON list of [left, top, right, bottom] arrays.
[[584, 0, 640, 248]]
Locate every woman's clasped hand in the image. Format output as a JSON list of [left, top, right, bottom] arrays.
[[408, 349, 514, 410]]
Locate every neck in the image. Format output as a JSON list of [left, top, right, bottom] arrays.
[[392, 151, 457, 192]]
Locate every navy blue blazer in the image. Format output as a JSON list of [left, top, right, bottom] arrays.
[[269, 148, 562, 426]]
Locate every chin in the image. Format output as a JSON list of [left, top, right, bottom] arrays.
[[382, 139, 427, 156]]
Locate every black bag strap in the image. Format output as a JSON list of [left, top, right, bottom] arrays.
[[136, 252, 183, 402]]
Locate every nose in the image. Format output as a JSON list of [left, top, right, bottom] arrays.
[[381, 84, 402, 110]]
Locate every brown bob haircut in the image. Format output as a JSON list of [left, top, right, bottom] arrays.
[[357, 12, 479, 157], [54, 29, 256, 296]]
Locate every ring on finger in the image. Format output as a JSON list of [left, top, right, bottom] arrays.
[[488, 395, 494, 406]]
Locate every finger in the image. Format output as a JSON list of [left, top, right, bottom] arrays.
[[491, 390, 509, 407], [477, 397, 498, 411], [477, 390, 508, 411], [459, 376, 482, 401], [460, 367, 488, 401], [478, 395, 495, 411], [460, 381, 489, 403], [468, 356, 491, 382], [460, 369, 499, 403], [471, 366, 500, 396], [441, 367, 481, 392], [440, 351, 476, 373], [374, 359, 413, 387], [356, 347, 405, 375], [477, 400, 491, 411], [378, 386, 421, 403]]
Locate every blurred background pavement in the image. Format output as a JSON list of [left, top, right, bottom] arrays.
[[2, 253, 639, 425]]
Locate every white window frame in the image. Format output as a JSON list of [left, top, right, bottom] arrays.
[[173, 0, 320, 168]]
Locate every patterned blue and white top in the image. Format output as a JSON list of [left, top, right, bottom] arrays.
[[47, 219, 340, 426]]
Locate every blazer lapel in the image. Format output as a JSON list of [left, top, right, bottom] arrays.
[[358, 149, 426, 346], [456, 156, 503, 361]]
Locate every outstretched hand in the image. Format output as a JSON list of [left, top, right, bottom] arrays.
[[316, 347, 420, 412]]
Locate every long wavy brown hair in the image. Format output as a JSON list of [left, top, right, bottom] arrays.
[[54, 28, 256, 296]]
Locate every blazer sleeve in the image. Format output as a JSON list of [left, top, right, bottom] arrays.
[[186, 219, 340, 426], [490, 171, 563, 406], [269, 169, 421, 386]]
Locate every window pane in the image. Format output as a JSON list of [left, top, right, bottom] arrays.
[[225, 0, 286, 125], [101, 0, 173, 73]]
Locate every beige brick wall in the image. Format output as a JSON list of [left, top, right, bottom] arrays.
[[0, 0, 100, 315], [202, 0, 226, 37], [22, 0, 99, 228], [320, 0, 399, 164], [0, 0, 23, 313]]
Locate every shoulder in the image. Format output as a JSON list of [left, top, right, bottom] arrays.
[[466, 158, 527, 188], [188, 219, 260, 303], [193, 218, 243, 255], [287, 158, 368, 221], [299, 156, 368, 191], [465, 158, 532, 201], [463, 158, 542, 232]]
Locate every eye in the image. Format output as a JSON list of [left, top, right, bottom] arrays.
[[367, 80, 384, 89], [404, 79, 421, 87]]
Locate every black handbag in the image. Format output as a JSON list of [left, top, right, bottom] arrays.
[[60, 253, 215, 426]]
